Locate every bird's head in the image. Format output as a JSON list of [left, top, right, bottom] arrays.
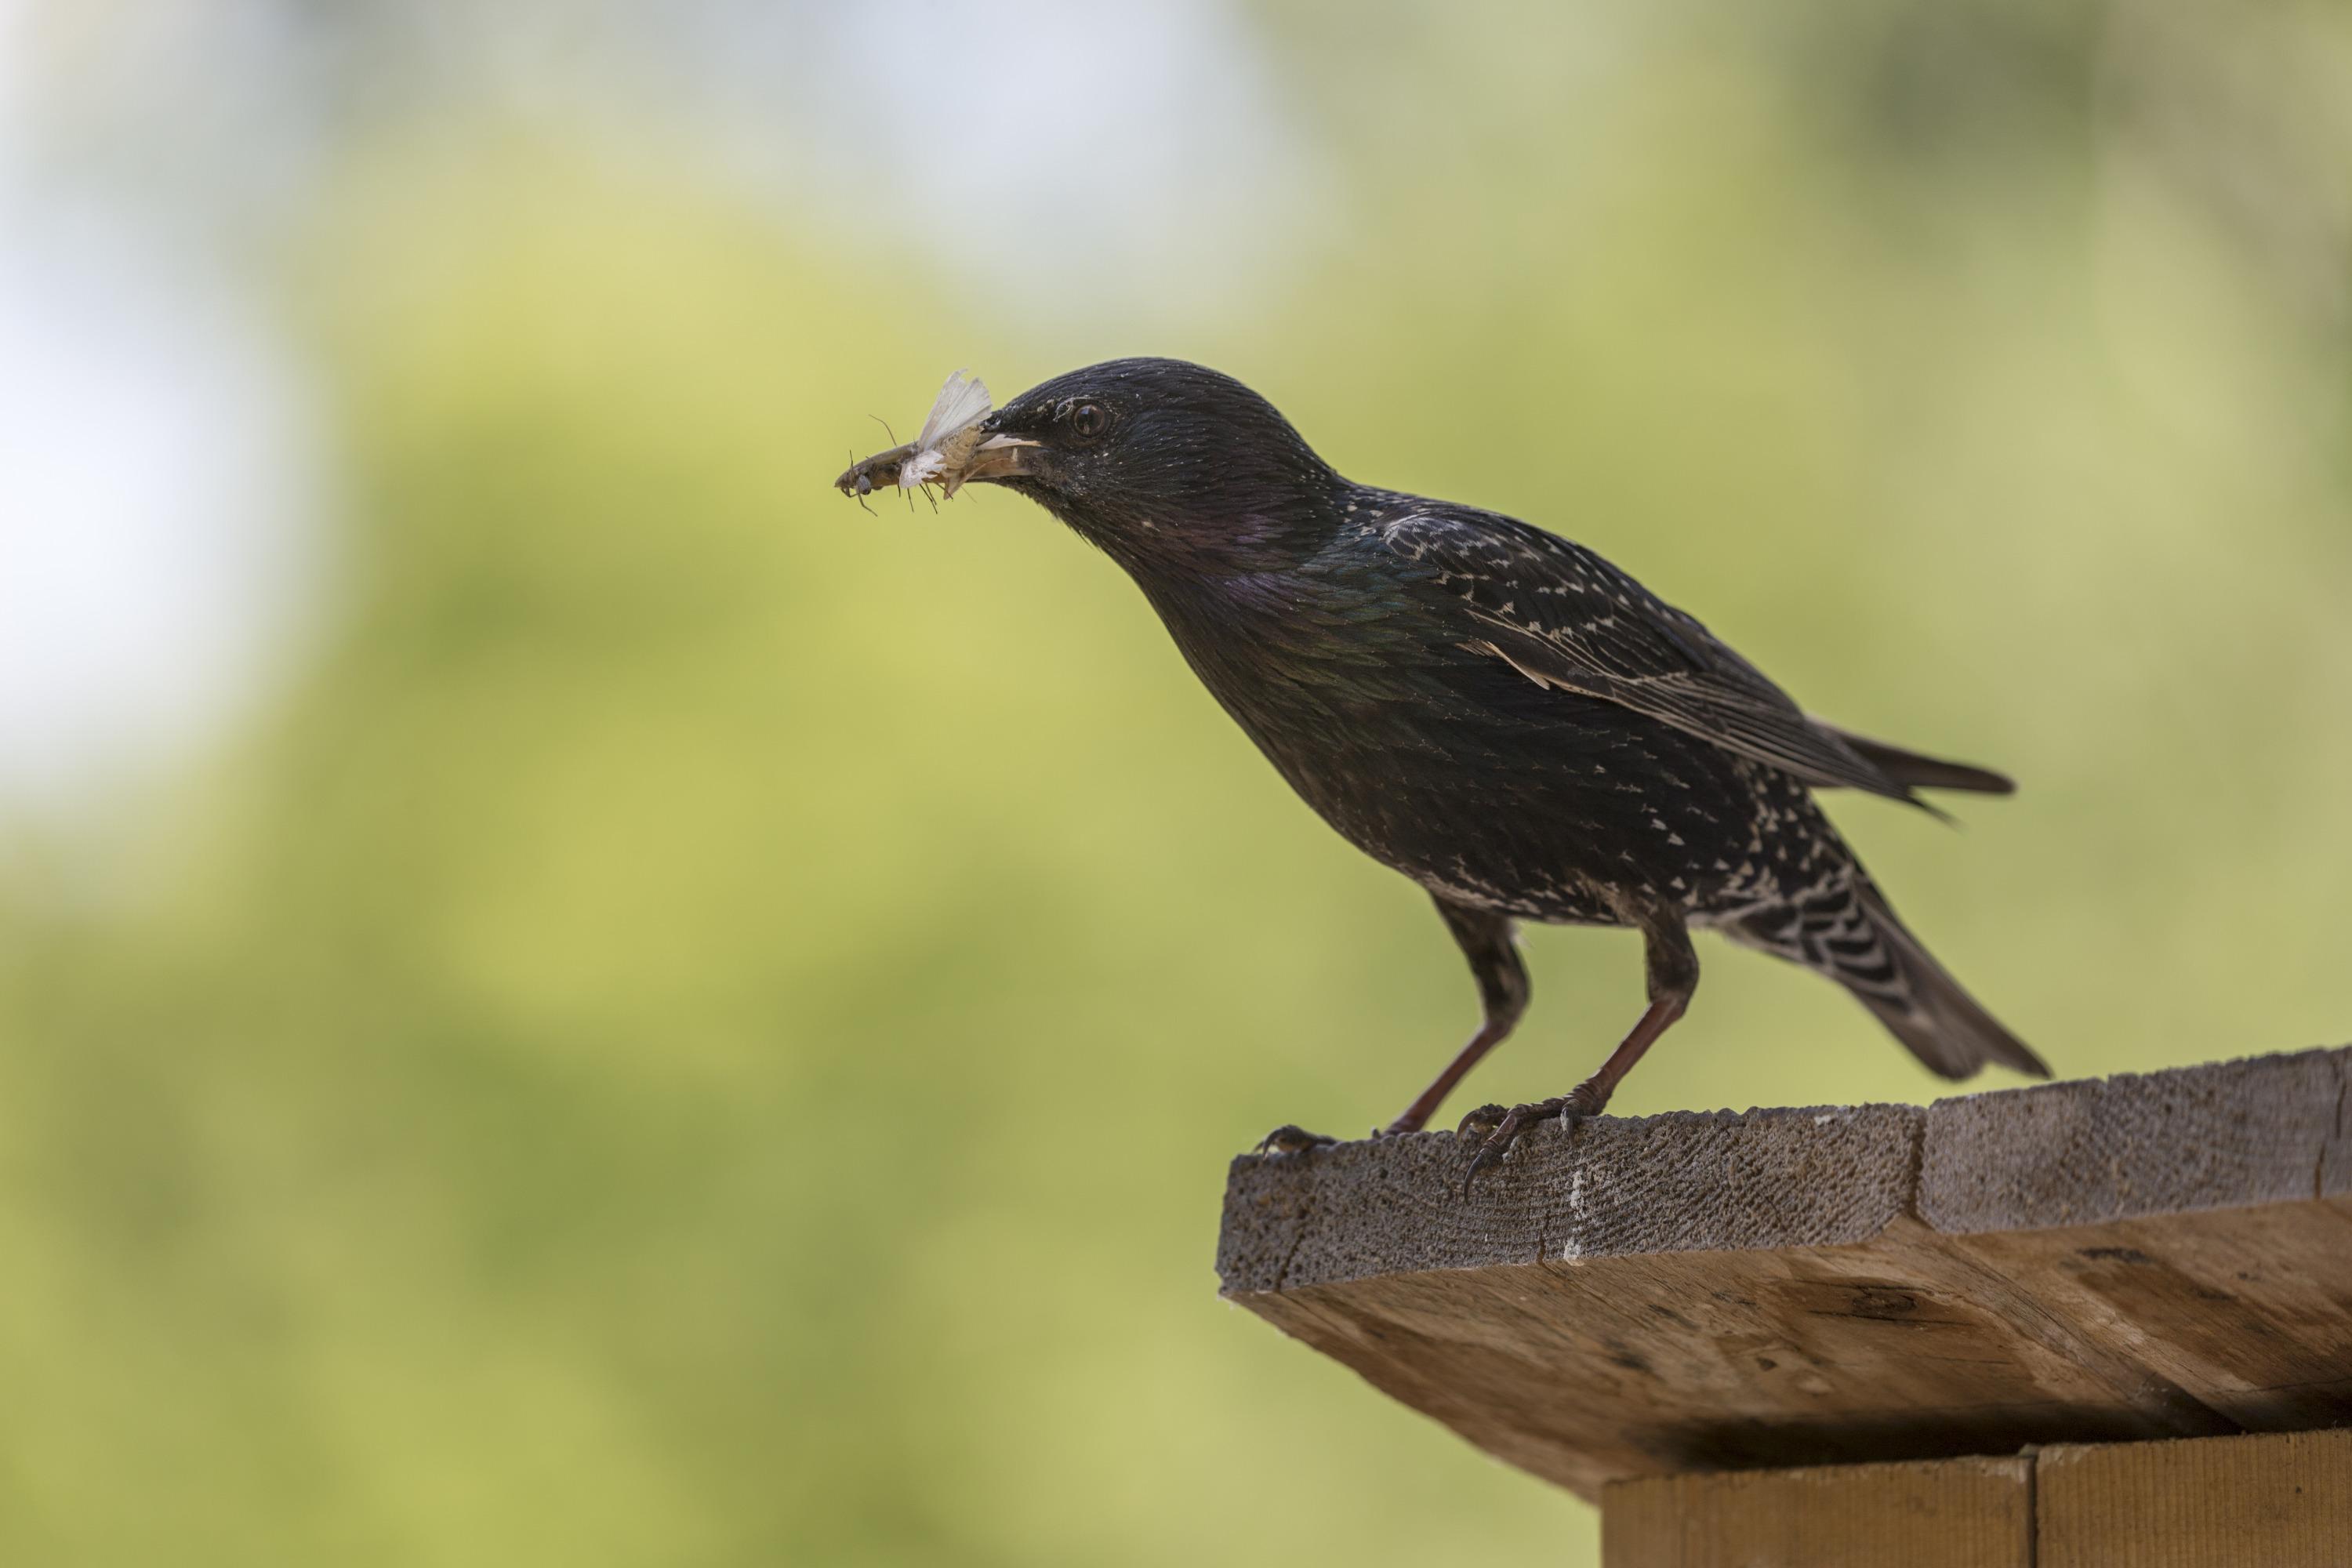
[[957, 358, 1346, 574]]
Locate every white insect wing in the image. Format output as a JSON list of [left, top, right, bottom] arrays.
[[899, 369, 993, 491], [915, 369, 992, 448]]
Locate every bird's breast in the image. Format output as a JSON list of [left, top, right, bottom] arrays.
[[1134, 572, 1790, 924]]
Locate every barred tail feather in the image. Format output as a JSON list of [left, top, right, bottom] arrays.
[[1849, 884, 2048, 1080]]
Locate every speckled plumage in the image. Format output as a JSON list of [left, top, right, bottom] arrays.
[[916, 357, 2046, 1160]]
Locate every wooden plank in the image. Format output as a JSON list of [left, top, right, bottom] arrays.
[[1218, 1048, 2352, 1496], [1241, 1214, 2234, 1497], [1941, 1201, 2352, 1432], [1918, 1046, 2350, 1231], [1601, 1454, 2031, 1568], [2037, 1428, 2352, 1567]]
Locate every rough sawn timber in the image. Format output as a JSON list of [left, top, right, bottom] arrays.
[[1215, 1047, 2352, 1501]]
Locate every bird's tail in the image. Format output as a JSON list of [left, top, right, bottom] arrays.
[[1726, 875, 2048, 1081], [1846, 882, 2048, 1080]]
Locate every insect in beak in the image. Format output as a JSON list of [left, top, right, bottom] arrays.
[[834, 369, 1000, 508], [844, 450, 879, 515], [836, 441, 913, 509]]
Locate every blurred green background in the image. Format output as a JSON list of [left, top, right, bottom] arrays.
[[3, 2, 2350, 1563]]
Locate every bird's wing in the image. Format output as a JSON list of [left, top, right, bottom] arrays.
[[1379, 509, 1918, 803]]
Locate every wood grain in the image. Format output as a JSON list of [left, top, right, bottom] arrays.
[[1218, 1047, 2352, 1498], [2036, 1428, 2352, 1567], [1594, 1430, 2352, 1566], [1602, 1455, 2031, 1568]]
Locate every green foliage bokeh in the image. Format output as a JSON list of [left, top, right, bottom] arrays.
[[4, 5, 2351, 1563]]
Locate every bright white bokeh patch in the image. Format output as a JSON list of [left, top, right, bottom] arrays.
[[707, 0, 1328, 318], [0, 1, 320, 817]]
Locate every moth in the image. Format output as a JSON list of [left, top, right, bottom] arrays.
[[835, 369, 994, 512]]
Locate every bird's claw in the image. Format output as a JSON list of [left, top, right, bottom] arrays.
[[1457, 1089, 1600, 1195], [1454, 1102, 1508, 1141], [1255, 1123, 1338, 1156]]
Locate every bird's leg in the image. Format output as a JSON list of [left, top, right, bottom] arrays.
[[1257, 898, 1526, 1156], [1381, 898, 1530, 1135], [1459, 914, 1697, 1192]]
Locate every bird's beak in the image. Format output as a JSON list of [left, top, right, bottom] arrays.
[[953, 431, 1042, 487]]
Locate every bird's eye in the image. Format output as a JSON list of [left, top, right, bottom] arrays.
[[1070, 403, 1107, 440]]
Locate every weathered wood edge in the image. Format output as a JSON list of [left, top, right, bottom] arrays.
[[1218, 1047, 2352, 1298]]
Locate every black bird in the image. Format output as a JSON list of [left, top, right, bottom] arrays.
[[936, 357, 2047, 1179]]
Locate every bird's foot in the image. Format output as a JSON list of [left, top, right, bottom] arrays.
[[1254, 1123, 1339, 1156], [1456, 1086, 1605, 1194]]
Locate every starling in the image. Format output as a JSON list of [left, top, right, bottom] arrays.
[[913, 357, 2047, 1181]]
